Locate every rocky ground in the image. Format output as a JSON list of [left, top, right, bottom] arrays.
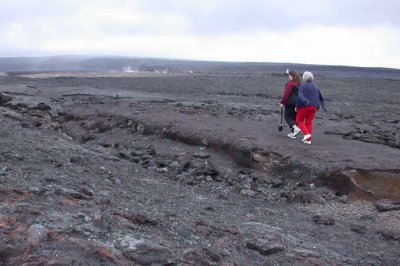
[[0, 72, 399, 265]]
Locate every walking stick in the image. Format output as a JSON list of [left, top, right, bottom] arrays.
[[278, 107, 283, 131]]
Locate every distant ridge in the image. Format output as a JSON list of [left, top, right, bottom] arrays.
[[0, 56, 399, 78]]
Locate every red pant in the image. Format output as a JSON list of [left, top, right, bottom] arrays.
[[296, 106, 317, 141]]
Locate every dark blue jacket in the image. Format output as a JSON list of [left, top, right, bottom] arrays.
[[296, 81, 327, 112]]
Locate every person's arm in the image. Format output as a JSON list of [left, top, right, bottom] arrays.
[[319, 90, 327, 112], [280, 82, 293, 106]]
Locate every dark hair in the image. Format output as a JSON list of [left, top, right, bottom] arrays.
[[288, 70, 301, 87]]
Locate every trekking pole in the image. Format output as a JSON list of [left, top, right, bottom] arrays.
[[278, 107, 283, 131]]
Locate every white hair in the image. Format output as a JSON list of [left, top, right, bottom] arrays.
[[302, 71, 314, 82]]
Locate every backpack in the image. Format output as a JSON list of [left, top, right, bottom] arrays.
[[286, 86, 298, 107]]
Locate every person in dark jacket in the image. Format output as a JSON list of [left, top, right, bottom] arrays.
[[280, 69, 301, 138], [295, 71, 327, 144]]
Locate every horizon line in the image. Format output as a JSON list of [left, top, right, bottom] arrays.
[[0, 54, 399, 71]]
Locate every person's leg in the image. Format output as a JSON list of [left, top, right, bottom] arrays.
[[304, 106, 317, 142], [296, 107, 309, 135], [290, 108, 301, 136], [284, 107, 296, 131], [284, 107, 292, 132]]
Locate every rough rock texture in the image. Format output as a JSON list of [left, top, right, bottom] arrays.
[[0, 72, 399, 265]]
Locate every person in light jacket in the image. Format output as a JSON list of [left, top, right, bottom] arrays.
[[295, 71, 327, 144]]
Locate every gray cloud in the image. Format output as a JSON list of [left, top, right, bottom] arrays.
[[135, 0, 400, 34], [1, 0, 399, 35], [0, 0, 75, 24], [0, 0, 399, 68]]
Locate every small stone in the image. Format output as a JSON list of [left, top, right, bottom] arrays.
[[190, 160, 219, 177], [131, 156, 141, 163], [246, 236, 285, 256], [217, 194, 228, 200], [183, 248, 221, 265], [140, 155, 153, 161], [131, 149, 145, 157], [79, 187, 93, 197], [205, 175, 213, 182], [26, 224, 48, 247], [338, 195, 349, 203], [312, 215, 335, 225], [251, 153, 263, 162], [271, 178, 284, 188], [350, 224, 367, 234], [0, 93, 12, 104], [122, 240, 174, 265], [69, 156, 84, 164], [377, 229, 400, 242], [201, 139, 209, 147], [290, 191, 326, 204], [157, 167, 169, 173], [116, 212, 158, 226], [240, 189, 257, 197], [193, 152, 210, 159], [36, 102, 51, 110], [146, 145, 156, 156], [374, 199, 400, 212], [117, 152, 131, 160], [360, 215, 375, 221], [29, 187, 45, 195], [289, 249, 322, 265], [205, 206, 215, 212], [55, 188, 91, 200], [81, 134, 96, 142]]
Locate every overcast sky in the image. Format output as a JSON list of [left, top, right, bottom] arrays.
[[1, 0, 399, 68]]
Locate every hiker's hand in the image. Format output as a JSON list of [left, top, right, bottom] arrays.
[[280, 104, 284, 108], [295, 107, 298, 112]]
